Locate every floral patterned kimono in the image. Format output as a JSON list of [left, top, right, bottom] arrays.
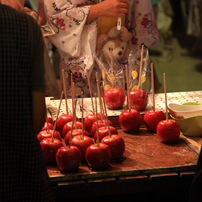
[[44, 0, 159, 96]]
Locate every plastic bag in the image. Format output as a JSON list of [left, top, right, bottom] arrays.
[[128, 45, 151, 93], [94, 54, 125, 91]]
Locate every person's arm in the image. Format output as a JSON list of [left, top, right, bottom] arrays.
[[32, 91, 46, 134], [27, 14, 47, 134], [1, 0, 24, 10], [38, 0, 46, 25], [23, 7, 44, 25], [86, 0, 129, 22]]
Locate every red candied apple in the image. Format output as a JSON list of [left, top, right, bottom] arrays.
[[97, 112, 106, 119], [119, 108, 142, 132], [64, 129, 89, 145], [143, 110, 166, 132], [101, 134, 125, 160], [56, 114, 78, 133], [71, 135, 94, 161], [93, 125, 118, 142], [104, 87, 125, 109], [156, 119, 180, 143], [62, 121, 83, 138], [41, 122, 54, 131], [40, 137, 63, 164], [85, 143, 111, 170], [129, 89, 148, 111], [46, 116, 54, 125], [84, 113, 101, 133], [91, 119, 113, 135], [56, 145, 82, 172], [37, 129, 62, 142]]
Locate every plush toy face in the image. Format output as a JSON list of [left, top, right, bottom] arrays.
[[97, 26, 132, 60], [102, 40, 127, 60]]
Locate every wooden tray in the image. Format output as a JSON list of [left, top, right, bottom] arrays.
[[46, 91, 202, 184], [48, 128, 199, 184]]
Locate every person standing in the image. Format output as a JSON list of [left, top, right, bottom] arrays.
[[44, 0, 159, 97], [0, 3, 54, 201]]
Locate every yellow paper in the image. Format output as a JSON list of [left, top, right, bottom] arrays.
[[98, 16, 125, 34]]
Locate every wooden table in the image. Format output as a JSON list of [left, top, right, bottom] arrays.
[[46, 91, 202, 201], [48, 129, 201, 201]]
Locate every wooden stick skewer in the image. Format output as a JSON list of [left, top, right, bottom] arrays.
[[151, 62, 155, 111], [94, 93, 100, 145], [110, 53, 115, 89], [81, 92, 84, 139], [69, 82, 77, 147], [96, 72, 104, 122], [100, 86, 112, 137], [46, 117, 50, 134], [71, 73, 74, 115], [86, 70, 95, 114], [70, 73, 77, 123], [68, 73, 78, 147], [61, 69, 68, 114], [163, 72, 169, 121], [52, 91, 64, 142], [138, 44, 144, 89], [125, 64, 131, 112]]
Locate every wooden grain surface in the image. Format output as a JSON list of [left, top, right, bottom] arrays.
[[48, 128, 199, 183]]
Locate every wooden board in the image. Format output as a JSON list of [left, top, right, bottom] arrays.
[[48, 128, 199, 183]]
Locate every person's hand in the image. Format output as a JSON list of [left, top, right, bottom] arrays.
[[87, 0, 128, 22], [99, 0, 129, 17]]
